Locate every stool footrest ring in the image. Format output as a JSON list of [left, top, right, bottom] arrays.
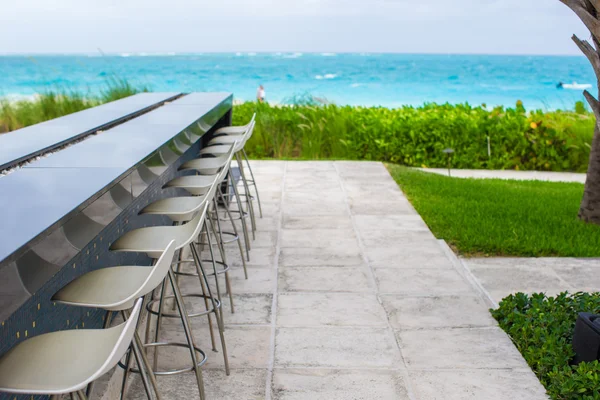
[[118, 342, 207, 375], [146, 294, 221, 318], [198, 231, 239, 245], [172, 259, 230, 276]]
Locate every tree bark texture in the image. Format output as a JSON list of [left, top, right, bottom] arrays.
[[560, 0, 600, 223]]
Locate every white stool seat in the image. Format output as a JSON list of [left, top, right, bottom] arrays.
[[0, 300, 142, 396], [53, 266, 154, 311], [199, 144, 235, 156], [110, 209, 205, 258], [208, 135, 242, 146], [164, 175, 216, 195], [214, 125, 247, 135], [141, 196, 206, 221], [179, 155, 229, 175]]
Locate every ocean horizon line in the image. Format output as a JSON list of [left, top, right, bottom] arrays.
[[0, 51, 587, 58]]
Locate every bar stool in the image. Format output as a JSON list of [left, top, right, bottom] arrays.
[[109, 203, 230, 384], [200, 123, 258, 235], [0, 298, 143, 400], [213, 113, 255, 136], [180, 147, 252, 263], [52, 241, 179, 400], [209, 115, 262, 218]]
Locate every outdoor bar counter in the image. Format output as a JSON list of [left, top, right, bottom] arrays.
[[0, 92, 233, 396]]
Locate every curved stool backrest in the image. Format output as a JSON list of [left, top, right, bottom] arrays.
[[84, 298, 143, 388], [204, 144, 238, 201], [177, 201, 210, 249], [131, 240, 176, 302]]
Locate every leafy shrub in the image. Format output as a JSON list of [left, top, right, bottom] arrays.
[[233, 101, 595, 172], [492, 292, 600, 399]]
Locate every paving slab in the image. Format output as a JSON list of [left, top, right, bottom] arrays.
[[272, 369, 410, 400], [466, 261, 573, 301], [277, 293, 388, 327], [409, 369, 547, 400], [282, 215, 354, 230], [279, 246, 365, 267], [464, 256, 600, 304], [130, 369, 267, 400], [380, 295, 497, 330], [280, 228, 358, 248], [275, 327, 402, 368], [278, 266, 373, 293], [374, 268, 473, 295], [398, 327, 529, 369]]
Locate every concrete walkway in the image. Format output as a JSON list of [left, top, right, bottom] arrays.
[[418, 168, 585, 183], [128, 161, 548, 400], [464, 257, 600, 305]]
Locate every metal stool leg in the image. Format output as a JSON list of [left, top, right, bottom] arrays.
[[167, 269, 206, 400], [236, 152, 257, 238], [189, 244, 230, 376], [242, 148, 263, 218], [152, 278, 168, 369], [218, 186, 249, 275], [208, 207, 235, 313], [122, 308, 161, 400], [128, 324, 155, 400], [203, 221, 225, 323], [190, 243, 217, 352], [120, 346, 134, 400], [229, 167, 251, 257]]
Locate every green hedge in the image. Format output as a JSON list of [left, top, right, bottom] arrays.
[[492, 292, 600, 399], [233, 101, 595, 172]]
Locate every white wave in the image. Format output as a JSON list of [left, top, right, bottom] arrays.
[[283, 52, 303, 58], [350, 83, 363, 87], [236, 52, 243, 56], [561, 82, 592, 90], [247, 52, 257, 56], [315, 73, 337, 80], [321, 52, 336, 56], [120, 53, 131, 57]]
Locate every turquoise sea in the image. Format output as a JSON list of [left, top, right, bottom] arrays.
[[0, 53, 596, 109]]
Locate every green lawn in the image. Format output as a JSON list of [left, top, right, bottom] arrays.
[[386, 165, 600, 257]]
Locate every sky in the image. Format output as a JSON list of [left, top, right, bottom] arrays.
[[0, 0, 593, 55]]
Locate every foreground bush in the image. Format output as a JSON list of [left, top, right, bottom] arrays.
[[492, 292, 600, 400], [233, 101, 595, 172]]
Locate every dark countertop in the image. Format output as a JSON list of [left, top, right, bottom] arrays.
[[0, 92, 180, 170], [0, 92, 232, 265]]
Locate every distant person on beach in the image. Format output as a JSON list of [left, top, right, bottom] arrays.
[[257, 85, 265, 102]]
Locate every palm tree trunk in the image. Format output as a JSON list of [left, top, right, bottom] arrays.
[[560, 0, 600, 224], [579, 123, 600, 223]]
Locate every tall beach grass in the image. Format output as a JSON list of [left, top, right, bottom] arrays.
[[233, 100, 595, 172], [0, 78, 146, 133]]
